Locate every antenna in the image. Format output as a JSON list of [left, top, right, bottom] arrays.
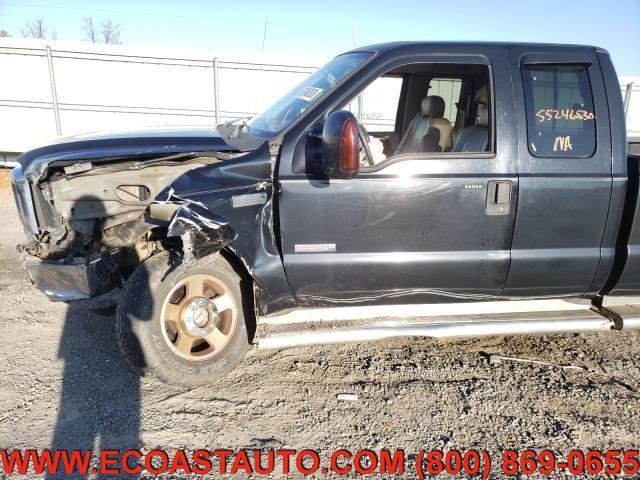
[[261, 20, 268, 55]]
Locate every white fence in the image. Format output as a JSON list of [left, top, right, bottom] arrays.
[[1, 38, 638, 167], [0, 38, 325, 164]]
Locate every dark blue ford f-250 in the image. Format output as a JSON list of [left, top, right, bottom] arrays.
[[10, 42, 640, 385]]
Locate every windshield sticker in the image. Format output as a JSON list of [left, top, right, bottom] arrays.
[[296, 87, 324, 102], [536, 109, 595, 123]]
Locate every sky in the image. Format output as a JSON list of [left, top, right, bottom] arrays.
[[1, 0, 639, 75]]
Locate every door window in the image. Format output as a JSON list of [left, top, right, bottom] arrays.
[[342, 76, 403, 133], [335, 63, 492, 168], [521, 65, 596, 158]]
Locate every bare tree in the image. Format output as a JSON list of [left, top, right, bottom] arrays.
[[81, 17, 97, 43], [21, 17, 56, 40], [100, 19, 121, 45], [0, 30, 11, 38]]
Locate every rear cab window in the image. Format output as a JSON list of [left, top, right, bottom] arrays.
[[521, 65, 596, 157], [428, 77, 463, 126]]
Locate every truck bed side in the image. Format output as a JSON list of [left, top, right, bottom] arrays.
[[605, 152, 640, 295], [598, 50, 640, 295]]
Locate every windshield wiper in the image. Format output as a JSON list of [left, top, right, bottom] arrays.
[[217, 117, 251, 140], [218, 116, 252, 128]]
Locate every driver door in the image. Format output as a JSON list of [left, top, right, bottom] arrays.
[[277, 48, 518, 307]]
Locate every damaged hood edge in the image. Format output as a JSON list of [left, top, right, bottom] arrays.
[[17, 127, 267, 183]]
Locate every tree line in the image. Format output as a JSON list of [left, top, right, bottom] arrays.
[[0, 17, 122, 44]]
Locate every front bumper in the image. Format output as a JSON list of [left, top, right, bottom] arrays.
[[22, 251, 121, 302]]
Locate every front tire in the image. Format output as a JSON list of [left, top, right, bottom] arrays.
[[115, 251, 251, 386]]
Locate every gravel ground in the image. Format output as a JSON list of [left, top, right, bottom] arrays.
[[0, 169, 639, 478]]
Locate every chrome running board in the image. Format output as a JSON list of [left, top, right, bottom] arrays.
[[257, 308, 617, 350]]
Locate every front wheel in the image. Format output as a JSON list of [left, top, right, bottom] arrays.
[[115, 251, 251, 386]]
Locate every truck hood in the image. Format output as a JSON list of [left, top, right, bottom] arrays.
[[16, 126, 265, 182]]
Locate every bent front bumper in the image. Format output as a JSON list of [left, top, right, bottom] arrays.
[[22, 251, 121, 302]]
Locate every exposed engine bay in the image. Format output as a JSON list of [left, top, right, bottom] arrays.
[[15, 152, 239, 299]]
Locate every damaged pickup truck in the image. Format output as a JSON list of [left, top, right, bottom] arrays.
[[11, 42, 640, 386]]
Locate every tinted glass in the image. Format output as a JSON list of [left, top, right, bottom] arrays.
[[522, 65, 596, 157]]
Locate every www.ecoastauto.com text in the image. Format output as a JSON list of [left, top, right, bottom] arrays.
[[1, 448, 639, 477]]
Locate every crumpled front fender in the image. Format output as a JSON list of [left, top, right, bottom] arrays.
[[151, 188, 238, 261], [149, 141, 297, 316], [167, 202, 237, 260]]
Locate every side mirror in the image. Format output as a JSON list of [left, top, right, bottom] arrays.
[[322, 110, 360, 179]]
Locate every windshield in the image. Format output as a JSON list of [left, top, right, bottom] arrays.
[[246, 52, 371, 137]]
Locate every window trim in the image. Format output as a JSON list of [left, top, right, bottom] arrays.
[[357, 151, 496, 173]]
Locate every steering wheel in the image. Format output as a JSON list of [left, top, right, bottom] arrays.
[[356, 122, 375, 166]]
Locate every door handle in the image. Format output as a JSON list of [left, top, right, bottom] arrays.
[[486, 180, 512, 215]]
